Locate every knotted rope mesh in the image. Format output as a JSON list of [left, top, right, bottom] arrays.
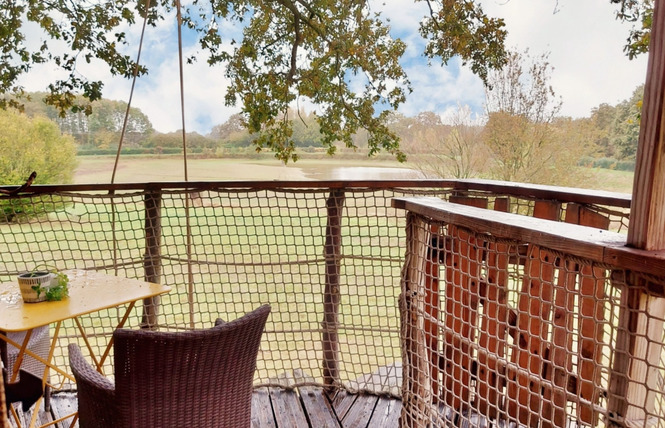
[[0, 183, 635, 418], [400, 209, 665, 428]]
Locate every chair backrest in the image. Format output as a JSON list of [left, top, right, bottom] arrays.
[[113, 305, 270, 428]]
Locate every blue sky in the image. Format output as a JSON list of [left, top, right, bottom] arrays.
[[21, 0, 648, 134]]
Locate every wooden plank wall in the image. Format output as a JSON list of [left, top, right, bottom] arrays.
[[438, 199, 612, 427]]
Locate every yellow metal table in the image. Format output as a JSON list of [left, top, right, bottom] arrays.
[[0, 270, 171, 427]]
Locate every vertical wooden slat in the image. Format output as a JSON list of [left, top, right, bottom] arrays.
[[565, 204, 610, 425], [399, 213, 431, 427], [424, 226, 441, 402], [142, 190, 162, 329], [507, 244, 556, 427], [322, 189, 345, 390], [441, 196, 486, 413], [508, 200, 559, 427], [475, 197, 510, 420], [545, 252, 575, 427]]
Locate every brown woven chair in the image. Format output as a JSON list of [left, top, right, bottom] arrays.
[[68, 305, 270, 428]]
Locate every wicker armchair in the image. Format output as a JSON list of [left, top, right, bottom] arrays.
[[68, 305, 270, 428]]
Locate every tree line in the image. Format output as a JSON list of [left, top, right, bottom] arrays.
[[4, 52, 643, 190]]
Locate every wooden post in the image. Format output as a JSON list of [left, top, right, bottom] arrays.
[[399, 212, 431, 427], [322, 189, 345, 390], [141, 190, 162, 330], [609, 0, 665, 425]]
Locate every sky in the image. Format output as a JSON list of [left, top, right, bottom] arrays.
[[21, 0, 649, 134]]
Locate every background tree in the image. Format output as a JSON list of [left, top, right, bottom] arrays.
[[407, 106, 487, 179], [588, 84, 643, 161], [0, 110, 77, 185], [208, 113, 247, 141], [609, 85, 643, 159], [14, 93, 154, 148], [611, 0, 654, 58], [147, 131, 217, 150], [1, 1, 508, 163], [482, 50, 589, 185]]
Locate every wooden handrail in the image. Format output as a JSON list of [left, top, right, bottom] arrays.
[[0, 179, 631, 209], [392, 197, 665, 282]]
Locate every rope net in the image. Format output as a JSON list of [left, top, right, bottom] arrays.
[[0, 183, 634, 414], [401, 210, 665, 428]]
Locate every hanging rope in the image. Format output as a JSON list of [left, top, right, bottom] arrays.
[[110, 0, 152, 184], [175, 0, 196, 328], [109, 0, 152, 284]]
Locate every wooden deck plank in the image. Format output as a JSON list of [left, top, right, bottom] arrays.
[[298, 386, 341, 428], [10, 387, 403, 428], [49, 392, 78, 428], [331, 390, 357, 421], [252, 388, 276, 428], [341, 394, 379, 428], [367, 396, 401, 428], [269, 388, 309, 428]]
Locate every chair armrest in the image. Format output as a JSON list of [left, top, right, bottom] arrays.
[[68, 344, 114, 392], [68, 344, 117, 426]]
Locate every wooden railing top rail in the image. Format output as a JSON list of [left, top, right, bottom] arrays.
[[452, 179, 632, 208], [0, 178, 631, 208], [392, 196, 665, 282]]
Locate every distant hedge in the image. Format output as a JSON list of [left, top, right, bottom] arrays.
[[578, 157, 635, 172], [78, 147, 205, 156]]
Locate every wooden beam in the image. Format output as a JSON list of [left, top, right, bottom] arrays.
[[612, 0, 665, 425], [628, 0, 665, 250]]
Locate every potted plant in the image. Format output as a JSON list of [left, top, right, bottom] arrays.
[[17, 268, 70, 303]]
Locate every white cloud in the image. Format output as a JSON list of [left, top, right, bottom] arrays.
[[481, 0, 648, 117], [379, 0, 647, 119]]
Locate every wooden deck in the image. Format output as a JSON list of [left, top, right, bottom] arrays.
[[7, 388, 402, 427]]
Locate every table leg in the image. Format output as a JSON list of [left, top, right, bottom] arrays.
[[74, 318, 102, 371], [0, 335, 75, 384], [96, 301, 136, 372], [8, 330, 33, 383]]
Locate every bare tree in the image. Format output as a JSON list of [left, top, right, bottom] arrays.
[[482, 50, 588, 185], [410, 105, 488, 179]]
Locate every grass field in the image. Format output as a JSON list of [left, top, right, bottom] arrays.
[[73, 155, 635, 194]]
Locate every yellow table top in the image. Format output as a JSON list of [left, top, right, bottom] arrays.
[[0, 270, 171, 332]]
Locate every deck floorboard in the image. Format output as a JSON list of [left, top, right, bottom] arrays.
[[7, 388, 402, 427]]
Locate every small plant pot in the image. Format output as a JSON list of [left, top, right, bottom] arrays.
[[17, 271, 56, 303]]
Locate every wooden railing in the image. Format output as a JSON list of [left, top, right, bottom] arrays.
[[393, 196, 665, 428]]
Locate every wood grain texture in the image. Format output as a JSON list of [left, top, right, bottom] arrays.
[[392, 197, 665, 280], [298, 386, 341, 428], [251, 389, 276, 428], [565, 204, 609, 425], [628, 0, 665, 250]]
